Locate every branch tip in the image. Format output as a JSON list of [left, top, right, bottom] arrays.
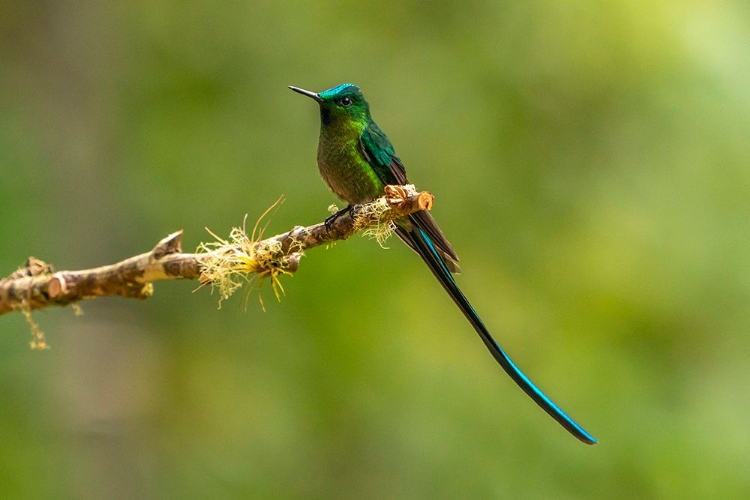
[[48, 275, 66, 298], [417, 191, 434, 211]]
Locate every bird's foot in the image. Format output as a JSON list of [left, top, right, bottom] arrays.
[[324, 204, 362, 236]]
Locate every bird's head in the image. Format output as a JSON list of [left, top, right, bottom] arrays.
[[289, 83, 370, 127]]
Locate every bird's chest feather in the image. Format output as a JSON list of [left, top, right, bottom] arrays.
[[316, 127, 384, 205]]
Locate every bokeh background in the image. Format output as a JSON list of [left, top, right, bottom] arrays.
[[2, 1, 749, 498]]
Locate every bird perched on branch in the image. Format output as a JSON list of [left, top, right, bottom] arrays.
[[290, 83, 596, 444]]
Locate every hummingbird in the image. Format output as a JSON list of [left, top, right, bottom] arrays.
[[289, 83, 597, 445]]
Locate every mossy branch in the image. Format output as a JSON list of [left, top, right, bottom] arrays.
[[0, 185, 433, 324]]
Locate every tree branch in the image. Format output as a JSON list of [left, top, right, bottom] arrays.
[[0, 185, 433, 317]]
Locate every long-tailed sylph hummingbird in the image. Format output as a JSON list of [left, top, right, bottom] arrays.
[[289, 83, 597, 444]]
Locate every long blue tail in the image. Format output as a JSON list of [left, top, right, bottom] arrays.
[[400, 224, 597, 444]]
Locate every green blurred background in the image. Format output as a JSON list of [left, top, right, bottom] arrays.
[[2, 1, 749, 498]]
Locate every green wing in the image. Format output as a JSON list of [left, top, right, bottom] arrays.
[[360, 121, 407, 184], [360, 121, 460, 269]]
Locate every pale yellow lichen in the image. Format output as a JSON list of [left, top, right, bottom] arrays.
[[197, 197, 301, 310], [354, 196, 396, 249], [19, 306, 49, 350]]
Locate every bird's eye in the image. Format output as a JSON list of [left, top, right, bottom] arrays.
[[339, 97, 352, 107]]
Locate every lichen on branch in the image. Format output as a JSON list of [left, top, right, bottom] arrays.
[[0, 185, 434, 325]]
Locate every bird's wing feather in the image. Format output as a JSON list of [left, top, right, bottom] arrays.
[[360, 121, 406, 184], [360, 122, 459, 266]]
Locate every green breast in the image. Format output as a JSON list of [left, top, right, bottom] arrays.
[[317, 123, 385, 205]]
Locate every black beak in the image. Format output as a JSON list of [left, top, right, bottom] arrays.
[[289, 86, 323, 103]]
